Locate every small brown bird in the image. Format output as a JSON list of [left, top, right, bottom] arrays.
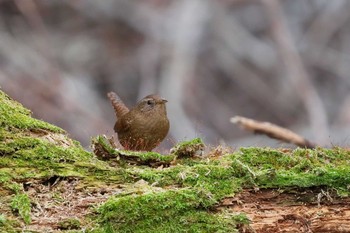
[[107, 92, 170, 151]]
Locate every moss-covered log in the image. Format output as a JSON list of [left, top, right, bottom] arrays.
[[1, 89, 350, 232]]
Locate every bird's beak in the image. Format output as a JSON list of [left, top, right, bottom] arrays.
[[160, 98, 168, 104]]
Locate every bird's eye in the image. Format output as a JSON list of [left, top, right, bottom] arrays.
[[147, 99, 154, 105]]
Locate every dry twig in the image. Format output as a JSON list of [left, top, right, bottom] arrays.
[[231, 116, 316, 148]]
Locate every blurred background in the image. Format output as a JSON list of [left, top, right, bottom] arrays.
[[1, 0, 350, 150]]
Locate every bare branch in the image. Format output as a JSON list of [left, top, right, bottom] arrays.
[[231, 116, 316, 148]]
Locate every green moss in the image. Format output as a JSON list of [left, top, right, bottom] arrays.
[[58, 218, 81, 230], [0, 91, 63, 133], [92, 135, 118, 156], [173, 138, 204, 148], [0, 135, 110, 182], [0, 214, 20, 233], [232, 147, 350, 192], [99, 189, 242, 233], [0, 214, 5, 226], [170, 138, 205, 158], [92, 135, 176, 169], [96, 156, 246, 231], [10, 193, 31, 224], [126, 150, 174, 162], [130, 162, 243, 199]]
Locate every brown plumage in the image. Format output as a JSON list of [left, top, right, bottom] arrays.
[[107, 92, 170, 151]]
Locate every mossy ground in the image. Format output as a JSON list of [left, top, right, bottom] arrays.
[[1, 89, 350, 232]]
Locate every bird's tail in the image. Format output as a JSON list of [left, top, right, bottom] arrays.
[[107, 92, 129, 118]]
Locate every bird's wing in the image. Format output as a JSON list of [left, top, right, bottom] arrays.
[[114, 115, 132, 133]]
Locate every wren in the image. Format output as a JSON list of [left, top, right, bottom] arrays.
[[107, 92, 170, 151]]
